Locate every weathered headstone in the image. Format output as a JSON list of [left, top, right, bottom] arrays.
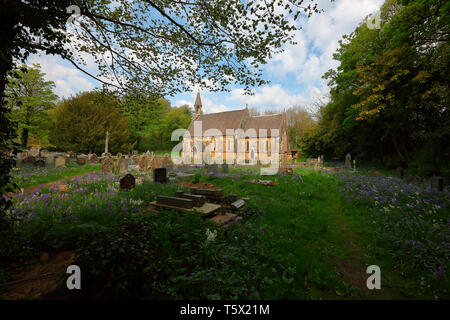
[[118, 156, 128, 173], [89, 153, 98, 163], [120, 173, 136, 190], [30, 146, 41, 157], [138, 155, 149, 171], [153, 167, 167, 183], [131, 154, 139, 164], [397, 167, 404, 179], [345, 153, 352, 170], [54, 156, 66, 168], [102, 157, 114, 173], [431, 176, 443, 192], [34, 159, 46, 167]]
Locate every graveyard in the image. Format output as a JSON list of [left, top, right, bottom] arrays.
[[0, 148, 448, 300], [1, 0, 449, 306]]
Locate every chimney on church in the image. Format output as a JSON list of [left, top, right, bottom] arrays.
[[193, 91, 203, 119]]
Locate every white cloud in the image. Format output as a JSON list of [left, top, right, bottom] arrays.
[[267, 0, 384, 88], [28, 54, 96, 98]]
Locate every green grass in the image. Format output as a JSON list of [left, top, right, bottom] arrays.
[[2, 166, 448, 299], [11, 162, 102, 189]]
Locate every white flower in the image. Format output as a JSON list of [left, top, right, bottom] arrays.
[[205, 228, 217, 243]]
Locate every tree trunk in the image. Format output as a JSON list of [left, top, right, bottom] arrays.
[[21, 128, 28, 148]]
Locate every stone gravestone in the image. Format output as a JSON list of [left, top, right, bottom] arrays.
[[397, 167, 404, 179], [89, 153, 98, 163], [345, 153, 352, 170], [117, 156, 128, 173], [34, 159, 46, 167], [54, 156, 66, 168], [30, 146, 41, 157], [153, 167, 167, 183], [120, 173, 135, 190], [138, 155, 149, 171], [102, 157, 114, 173], [44, 154, 55, 166], [431, 176, 443, 192], [131, 154, 140, 165], [352, 159, 356, 172]]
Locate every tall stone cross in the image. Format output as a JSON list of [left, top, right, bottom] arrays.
[[105, 130, 109, 154]]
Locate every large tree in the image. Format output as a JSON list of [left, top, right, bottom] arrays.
[[50, 91, 131, 153], [0, 0, 328, 210], [6, 63, 58, 148]]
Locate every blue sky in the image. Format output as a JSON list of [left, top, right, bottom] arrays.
[[28, 0, 384, 114]]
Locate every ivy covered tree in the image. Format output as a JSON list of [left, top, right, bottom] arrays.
[[6, 64, 58, 148]]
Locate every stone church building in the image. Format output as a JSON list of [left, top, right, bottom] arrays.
[[182, 92, 290, 164]]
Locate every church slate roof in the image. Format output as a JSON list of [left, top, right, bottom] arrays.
[[186, 109, 284, 138]]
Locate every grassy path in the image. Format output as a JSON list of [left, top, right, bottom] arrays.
[[208, 169, 405, 299], [11, 163, 102, 190]]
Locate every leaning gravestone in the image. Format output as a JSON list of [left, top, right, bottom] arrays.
[[139, 155, 149, 171], [120, 173, 135, 190], [102, 157, 114, 173], [345, 153, 352, 170], [118, 156, 128, 173], [153, 167, 167, 183], [54, 156, 66, 168]]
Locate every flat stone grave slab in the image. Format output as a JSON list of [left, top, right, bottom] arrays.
[[174, 191, 206, 207], [150, 200, 221, 216], [209, 213, 242, 228]]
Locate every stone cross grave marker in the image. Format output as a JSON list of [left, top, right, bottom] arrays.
[[102, 157, 114, 173]]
